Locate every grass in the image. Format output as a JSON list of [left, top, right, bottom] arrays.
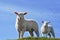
[[7, 37, 60, 40]]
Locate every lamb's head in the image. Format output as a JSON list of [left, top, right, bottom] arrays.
[[42, 21, 50, 27], [14, 11, 27, 20]]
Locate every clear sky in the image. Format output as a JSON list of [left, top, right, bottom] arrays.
[[0, 0, 60, 40]]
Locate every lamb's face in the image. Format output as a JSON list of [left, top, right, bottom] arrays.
[[42, 21, 50, 27], [14, 12, 27, 20]]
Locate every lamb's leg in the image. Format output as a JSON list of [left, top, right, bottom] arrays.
[[18, 31, 20, 39], [48, 33, 51, 38], [20, 31, 24, 38], [45, 34, 48, 38], [20, 29, 25, 38], [42, 33, 45, 37], [35, 30, 39, 37], [51, 28, 55, 38], [51, 30, 55, 38], [29, 31, 34, 37], [42, 33, 44, 37]]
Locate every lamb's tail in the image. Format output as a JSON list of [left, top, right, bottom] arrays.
[[51, 27, 55, 38]]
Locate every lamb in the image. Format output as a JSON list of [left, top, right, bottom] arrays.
[[14, 12, 39, 38], [41, 21, 55, 38]]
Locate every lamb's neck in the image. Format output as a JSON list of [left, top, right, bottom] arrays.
[[19, 20, 24, 24], [19, 19, 24, 23]]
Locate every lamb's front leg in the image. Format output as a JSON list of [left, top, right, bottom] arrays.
[[18, 31, 20, 39], [20, 29, 26, 38], [42, 33, 44, 37]]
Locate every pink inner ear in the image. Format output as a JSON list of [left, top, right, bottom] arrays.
[[14, 12, 18, 15]]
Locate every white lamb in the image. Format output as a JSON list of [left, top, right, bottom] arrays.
[[14, 12, 39, 38], [41, 21, 55, 38]]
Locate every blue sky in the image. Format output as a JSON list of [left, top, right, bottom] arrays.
[[0, 0, 60, 40]]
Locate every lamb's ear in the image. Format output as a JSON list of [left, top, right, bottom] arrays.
[[42, 21, 44, 23], [24, 12, 27, 15], [14, 12, 18, 15]]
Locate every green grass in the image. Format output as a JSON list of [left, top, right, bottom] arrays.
[[7, 37, 60, 40]]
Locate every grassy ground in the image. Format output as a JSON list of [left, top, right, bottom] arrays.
[[7, 37, 60, 40]]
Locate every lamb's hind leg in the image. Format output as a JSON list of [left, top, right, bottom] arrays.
[[51, 28, 55, 38], [51, 30, 55, 38], [29, 28, 34, 37], [29, 31, 34, 37], [35, 29, 39, 37]]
